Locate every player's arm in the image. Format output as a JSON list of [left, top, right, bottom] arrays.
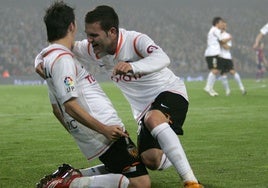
[[51, 103, 70, 132], [63, 98, 128, 140], [52, 56, 127, 140], [34, 52, 47, 79], [219, 35, 232, 45], [48, 87, 70, 132], [253, 32, 264, 49], [253, 23, 268, 49], [215, 28, 231, 45], [114, 34, 170, 75], [221, 43, 231, 50]]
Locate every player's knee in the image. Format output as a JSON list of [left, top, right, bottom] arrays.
[[141, 149, 161, 170], [144, 110, 167, 131], [129, 175, 151, 188]]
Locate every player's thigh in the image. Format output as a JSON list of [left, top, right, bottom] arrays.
[[206, 56, 220, 70], [218, 58, 228, 74], [226, 59, 234, 71], [137, 91, 188, 153], [150, 91, 189, 135]]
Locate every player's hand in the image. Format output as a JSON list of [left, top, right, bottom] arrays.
[[103, 125, 128, 141], [113, 61, 133, 75], [35, 63, 46, 79]]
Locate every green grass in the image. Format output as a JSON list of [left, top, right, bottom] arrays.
[[0, 79, 267, 188]]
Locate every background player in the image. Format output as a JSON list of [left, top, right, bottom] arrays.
[[254, 42, 267, 82], [219, 20, 246, 95], [253, 22, 268, 82], [204, 17, 231, 96]]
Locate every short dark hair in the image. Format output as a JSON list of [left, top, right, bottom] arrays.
[[44, 1, 75, 42], [212, 17, 223, 26], [85, 5, 119, 33]]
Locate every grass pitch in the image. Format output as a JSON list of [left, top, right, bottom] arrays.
[[0, 79, 267, 188]]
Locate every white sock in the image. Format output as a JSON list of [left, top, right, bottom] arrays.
[[70, 174, 129, 188], [151, 123, 198, 183], [234, 72, 244, 90], [220, 75, 230, 92], [157, 153, 172, 170], [79, 164, 108, 176], [205, 72, 216, 90]]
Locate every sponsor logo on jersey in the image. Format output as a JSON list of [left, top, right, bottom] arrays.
[[64, 76, 75, 92], [85, 74, 96, 84], [111, 73, 144, 83]]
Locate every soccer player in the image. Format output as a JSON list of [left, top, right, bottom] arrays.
[[34, 1, 150, 188], [253, 22, 268, 82], [72, 5, 203, 188], [219, 21, 246, 96], [253, 22, 268, 49], [254, 42, 267, 82], [204, 17, 231, 96]]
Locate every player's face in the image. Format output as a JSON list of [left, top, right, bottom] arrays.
[[85, 22, 117, 55], [216, 20, 224, 30], [222, 22, 227, 31]]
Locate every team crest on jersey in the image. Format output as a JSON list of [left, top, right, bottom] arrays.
[[64, 76, 75, 92], [147, 45, 158, 53]]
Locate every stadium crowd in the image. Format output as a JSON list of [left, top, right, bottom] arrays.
[[1, 0, 268, 77]]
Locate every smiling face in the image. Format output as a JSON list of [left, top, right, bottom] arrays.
[[85, 21, 118, 55]]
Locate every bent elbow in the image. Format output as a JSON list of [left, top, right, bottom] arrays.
[[164, 54, 171, 66]]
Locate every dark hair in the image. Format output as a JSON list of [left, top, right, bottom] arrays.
[[85, 5, 119, 33], [44, 1, 75, 42], [212, 17, 223, 26]]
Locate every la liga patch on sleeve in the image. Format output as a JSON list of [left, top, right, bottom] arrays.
[[64, 76, 75, 92]]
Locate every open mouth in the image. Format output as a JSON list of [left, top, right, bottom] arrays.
[[92, 43, 98, 48]]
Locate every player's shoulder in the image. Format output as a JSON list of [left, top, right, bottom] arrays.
[[120, 28, 143, 39], [222, 31, 231, 38], [74, 39, 89, 47]]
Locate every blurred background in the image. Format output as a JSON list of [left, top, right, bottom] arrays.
[[1, 0, 268, 84]]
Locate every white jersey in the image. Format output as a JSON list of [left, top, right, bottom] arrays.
[[204, 26, 222, 57], [219, 31, 232, 60], [34, 44, 124, 161], [260, 22, 268, 35], [73, 28, 188, 122]]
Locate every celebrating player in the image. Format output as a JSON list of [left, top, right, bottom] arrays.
[[219, 20, 246, 95], [203, 17, 231, 96], [72, 5, 203, 188], [34, 1, 150, 188]]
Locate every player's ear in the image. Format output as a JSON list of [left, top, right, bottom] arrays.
[[108, 27, 117, 38], [69, 21, 77, 33]]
